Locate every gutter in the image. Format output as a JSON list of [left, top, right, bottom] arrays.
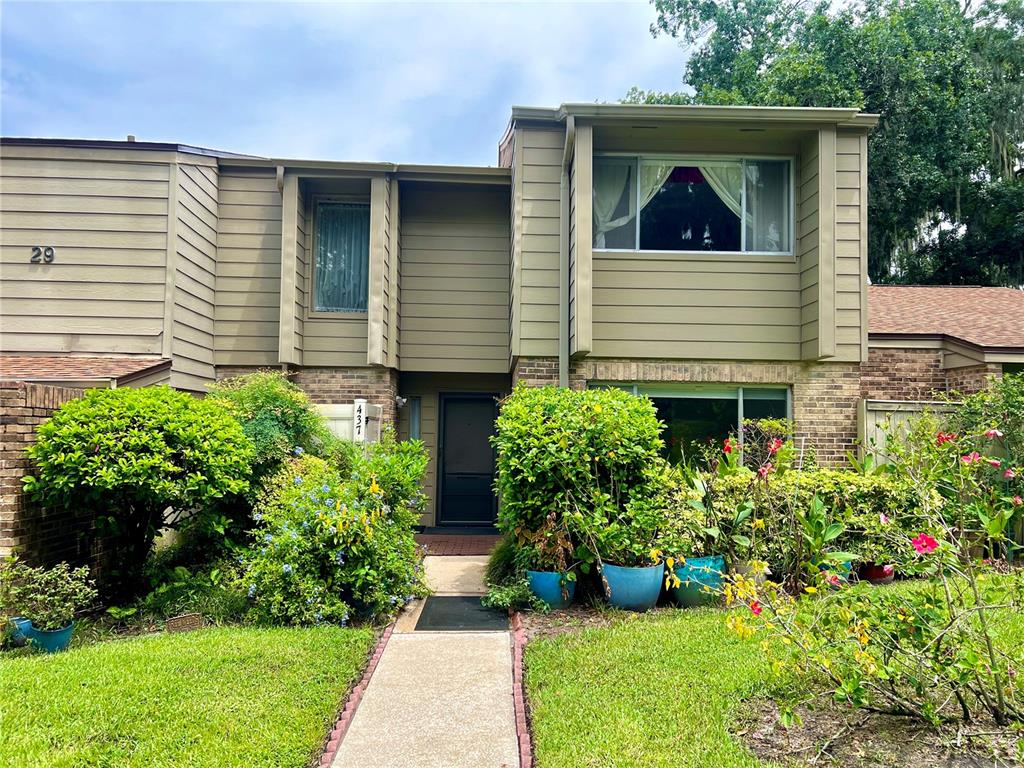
[[558, 116, 576, 388]]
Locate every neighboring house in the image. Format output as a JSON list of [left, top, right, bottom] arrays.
[[2, 102, 887, 527]]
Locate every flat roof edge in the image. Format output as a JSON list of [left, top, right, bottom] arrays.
[[510, 103, 879, 128], [0, 136, 262, 159]]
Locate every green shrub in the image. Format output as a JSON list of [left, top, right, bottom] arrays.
[[138, 559, 247, 625], [947, 372, 1024, 470], [208, 371, 351, 483], [710, 468, 924, 573], [22, 387, 252, 599], [485, 536, 519, 586], [239, 432, 429, 625], [493, 385, 668, 567], [0, 560, 98, 632]]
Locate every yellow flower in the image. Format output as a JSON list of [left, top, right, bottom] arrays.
[[804, 586, 818, 594], [369, 478, 381, 495], [753, 518, 765, 530], [666, 557, 675, 569], [649, 548, 662, 563]]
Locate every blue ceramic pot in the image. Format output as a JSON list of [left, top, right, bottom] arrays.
[[26, 621, 74, 653], [602, 562, 663, 611], [526, 570, 575, 609], [9, 616, 32, 642], [672, 555, 725, 607]]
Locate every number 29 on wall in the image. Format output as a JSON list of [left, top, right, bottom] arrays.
[[30, 246, 56, 263]]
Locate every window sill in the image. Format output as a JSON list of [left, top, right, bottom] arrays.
[[593, 249, 796, 262], [306, 311, 369, 321]]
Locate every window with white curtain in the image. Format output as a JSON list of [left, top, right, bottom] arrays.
[[314, 201, 370, 313], [592, 155, 792, 254]]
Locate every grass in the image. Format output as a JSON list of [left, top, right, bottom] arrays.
[[526, 608, 774, 768], [0, 625, 375, 767]]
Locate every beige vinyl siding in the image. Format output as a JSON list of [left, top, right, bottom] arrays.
[[591, 254, 802, 359], [568, 153, 577, 353], [509, 130, 522, 363], [215, 169, 280, 366], [0, 146, 170, 355], [835, 130, 866, 362], [171, 160, 219, 389], [399, 182, 511, 373], [387, 178, 401, 368], [278, 173, 304, 366], [512, 126, 563, 358], [397, 372, 509, 526], [570, 124, 592, 356], [798, 132, 822, 359]]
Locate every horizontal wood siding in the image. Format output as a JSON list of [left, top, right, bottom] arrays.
[[509, 130, 522, 363], [835, 130, 865, 362], [568, 153, 577, 353], [798, 133, 822, 359], [591, 254, 802, 360], [215, 169, 280, 366], [294, 189, 307, 364], [516, 127, 563, 358], [0, 146, 169, 355], [172, 161, 218, 389], [399, 182, 511, 373]]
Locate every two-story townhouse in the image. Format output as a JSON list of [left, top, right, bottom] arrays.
[[0, 103, 879, 528]]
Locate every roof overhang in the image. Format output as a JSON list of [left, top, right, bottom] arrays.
[[868, 333, 1024, 368]]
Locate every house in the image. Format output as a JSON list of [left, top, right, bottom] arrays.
[[2, 103, 884, 527]]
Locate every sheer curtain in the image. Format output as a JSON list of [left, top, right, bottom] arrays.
[[593, 162, 636, 248], [697, 163, 744, 219], [315, 202, 370, 312], [639, 163, 675, 212]]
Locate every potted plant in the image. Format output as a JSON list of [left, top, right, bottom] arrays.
[[663, 472, 729, 607], [23, 563, 97, 653], [519, 514, 577, 609], [0, 556, 33, 646]]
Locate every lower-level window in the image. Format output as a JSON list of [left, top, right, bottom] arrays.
[[597, 384, 789, 464]]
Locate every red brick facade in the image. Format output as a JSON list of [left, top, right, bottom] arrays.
[[860, 348, 947, 400], [0, 381, 97, 566]]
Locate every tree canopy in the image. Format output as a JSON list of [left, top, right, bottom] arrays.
[[629, 0, 1024, 285]]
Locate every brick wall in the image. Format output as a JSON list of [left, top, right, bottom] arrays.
[[947, 363, 1002, 395], [860, 348, 946, 400], [513, 357, 859, 467], [0, 381, 96, 566], [216, 365, 401, 430]]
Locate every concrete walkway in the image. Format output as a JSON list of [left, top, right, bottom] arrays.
[[331, 555, 519, 768]]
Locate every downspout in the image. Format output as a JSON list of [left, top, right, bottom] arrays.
[[558, 116, 576, 388]]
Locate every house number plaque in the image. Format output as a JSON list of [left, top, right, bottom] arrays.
[[30, 246, 56, 263]]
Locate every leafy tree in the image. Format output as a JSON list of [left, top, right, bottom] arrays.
[[22, 387, 252, 599], [631, 0, 1023, 284]]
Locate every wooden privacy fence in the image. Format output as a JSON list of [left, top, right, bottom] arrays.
[[858, 398, 953, 461]]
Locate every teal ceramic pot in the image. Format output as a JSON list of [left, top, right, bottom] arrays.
[[526, 570, 575, 609], [10, 616, 31, 640], [672, 555, 725, 607], [602, 562, 663, 611], [26, 621, 74, 653]]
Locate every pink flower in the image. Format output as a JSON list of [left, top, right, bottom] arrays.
[[912, 533, 939, 554], [882, 564, 895, 576], [879, 513, 890, 525], [936, 432, 957, 446], [825, 573, 842, 587], [750, 601, 762, 617], [767, 438, 784, 455], [985, 428, 1004, 439], [758, 463, 773, 479], [1013, 496, 1023, 507], [961, 451, 983, 464], [988, 459, 1002, 468], [1005, 469, 1016, 479]]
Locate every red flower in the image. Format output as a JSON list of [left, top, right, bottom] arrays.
[[912, 533, 939, 554], [985, 428, 1004, 439], [936, 432, 957, 446], [1005, 469, 1017, 479], [767, 438, 784, 455], [988, 458, 1002, 468], [825, 572, 842, 587], [882, 564, 895, 576], [750, 601, 763, 617], [758, 462, 773, 479], [961, 451, 982, 464], [723, 438, 734, 454]]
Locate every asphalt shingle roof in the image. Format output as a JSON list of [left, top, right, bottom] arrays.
[[0, 356, 169, 382]]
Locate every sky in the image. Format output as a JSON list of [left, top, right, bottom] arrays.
[[0, 0, 688, 166]]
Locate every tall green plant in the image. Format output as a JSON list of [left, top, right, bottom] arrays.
[[22, 386, 252, 599]]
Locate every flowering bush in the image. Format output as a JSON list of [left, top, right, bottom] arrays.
[[725, 414, 1024, 726], [239, 431, 428, 626]]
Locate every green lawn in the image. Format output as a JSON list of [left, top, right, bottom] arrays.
[[526, 609, 775, 768], [0, 625, 375, 767]]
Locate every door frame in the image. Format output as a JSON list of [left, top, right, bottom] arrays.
[[436, 392, 499, 528]]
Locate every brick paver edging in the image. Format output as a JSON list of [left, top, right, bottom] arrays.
[[511, 611, 533, 768], [318, 622, 396, 768]]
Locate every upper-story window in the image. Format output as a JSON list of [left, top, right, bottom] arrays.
[[314, 201, 370, 313], [593, 155, 792, 255]]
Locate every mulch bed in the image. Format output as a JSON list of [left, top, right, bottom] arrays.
[[735, 697, 1023, 768]]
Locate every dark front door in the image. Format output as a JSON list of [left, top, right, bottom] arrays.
[[438, 394, 498, 527]]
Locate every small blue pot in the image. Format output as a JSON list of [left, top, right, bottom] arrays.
[[602, 562, 663, 611], [527, 570, 575, 609], [26, 621, 74, 653], [672, 555, 725, 607], [9, 616, 32, 642]]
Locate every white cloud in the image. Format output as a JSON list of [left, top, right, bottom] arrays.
[[1, 0, 687, 164]]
